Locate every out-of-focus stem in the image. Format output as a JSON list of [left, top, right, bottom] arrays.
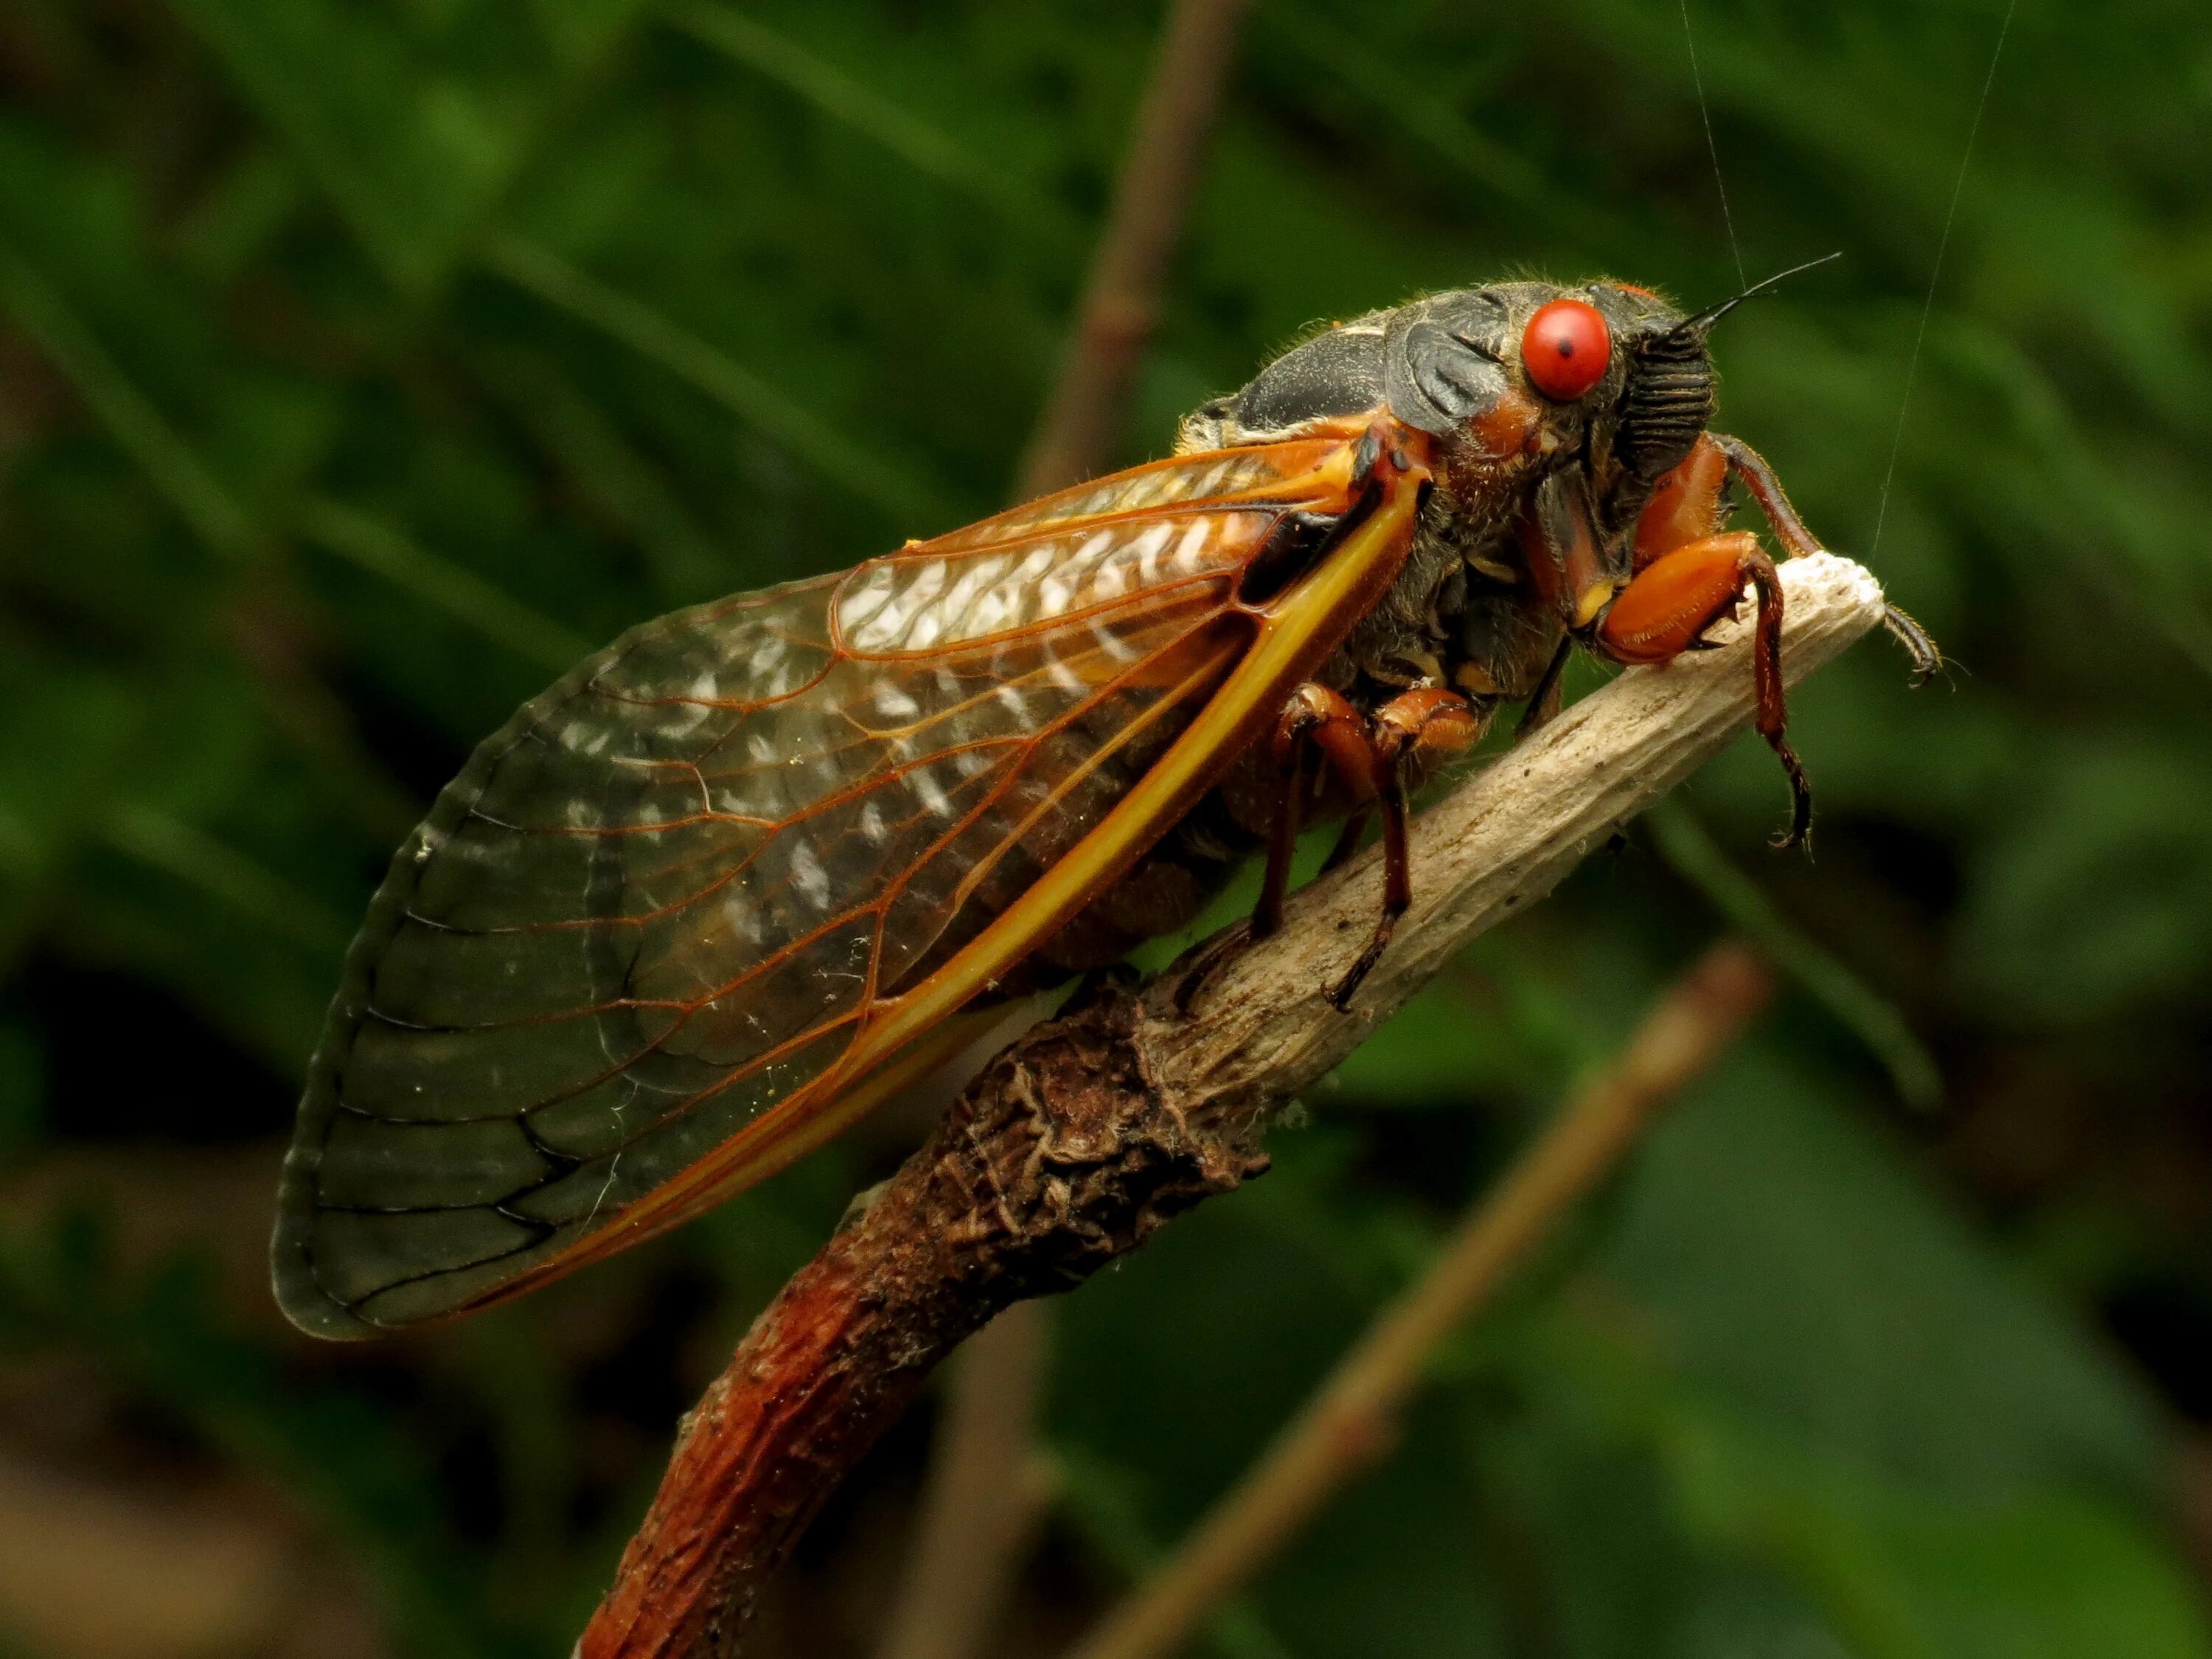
[[1015, 0, 1255, 501], [881, 7, 1256, 1658], [870, 1301, 1056, 1659], [1060, 942, 1775, 1659]]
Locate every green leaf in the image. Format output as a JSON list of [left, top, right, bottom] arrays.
[[295, 495, 592, 672], [1961, 740, 2212, 1022], [483, 235, 955, 526], [0, 241, 254, 561], [1597, 1051, 2166, 1501], [169, 0, 648, 292], [1661, 1408, 2212, 1659]]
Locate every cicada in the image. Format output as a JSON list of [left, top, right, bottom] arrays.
[[274, 268, 1936, 1337]]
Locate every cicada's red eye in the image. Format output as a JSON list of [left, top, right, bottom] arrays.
[[1521, 298, 1612, 401]]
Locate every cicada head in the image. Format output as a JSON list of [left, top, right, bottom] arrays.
[[1182, 283, 1713, 507], [1178, 282, 1719, 690], [1577, 254, 1843, 534]]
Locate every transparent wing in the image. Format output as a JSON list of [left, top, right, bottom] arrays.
[[275, 436, 1379, 1335]]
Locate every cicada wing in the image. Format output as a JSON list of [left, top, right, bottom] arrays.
[[275, 433, 1410, 1336]]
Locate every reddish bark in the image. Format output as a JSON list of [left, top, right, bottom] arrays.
[[577, 986, 1270, 1658]]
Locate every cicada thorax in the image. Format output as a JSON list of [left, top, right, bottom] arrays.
[[1174, 275, 1744, 726], [1044, 277, 1741, 972], [829, 281, 1676, 990]]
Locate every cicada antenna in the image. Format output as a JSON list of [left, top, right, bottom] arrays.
[[1677, 251, 1845, 336]]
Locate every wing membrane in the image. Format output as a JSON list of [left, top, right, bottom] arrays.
[[275, 433, 1409, 1335]]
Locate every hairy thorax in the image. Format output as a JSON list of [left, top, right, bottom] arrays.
[[1328, 426, 1567, 712]]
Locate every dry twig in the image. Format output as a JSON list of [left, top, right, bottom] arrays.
[[574, 552, 1891, 1658]]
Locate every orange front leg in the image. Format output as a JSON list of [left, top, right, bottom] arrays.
[[1596, 530, 1811, 848], [1633, 432, 1731, 571]]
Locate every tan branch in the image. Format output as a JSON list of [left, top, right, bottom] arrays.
[[1143, 553, 1879, 1099], [574, 552, 1890, 1658], [870, 1287, 1054, 1659]]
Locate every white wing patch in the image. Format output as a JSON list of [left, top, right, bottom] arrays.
[[832, 510, 1270, 655]]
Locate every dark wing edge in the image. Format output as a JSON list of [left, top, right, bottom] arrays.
[[267, 599, 815, 1338]]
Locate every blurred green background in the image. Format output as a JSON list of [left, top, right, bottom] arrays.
[[2, 1, 2209, 1655]]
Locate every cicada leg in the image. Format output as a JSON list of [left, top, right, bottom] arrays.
[[1514, 636, 1573, 740], [1601, 434, 1807, 847], [1168, 685, 1354, 1016], [1173, 678, 1492, 1017], [1311, 686, 1487, 1009], [1597, 527, 1807, 847], [1712, 432, 1944, 684], [1175, 683, 1486, 1015], [1169, 686, 1348, 1015], [1249, 737, 1307, 944]]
